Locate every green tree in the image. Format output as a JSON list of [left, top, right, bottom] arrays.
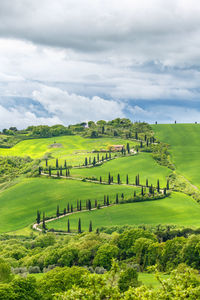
[[78, 218, 82, 233], [89, 221, 92, 232], [93, 244, 119, 270], [118, 267, 139, 292], [67, 219, 70, 233]]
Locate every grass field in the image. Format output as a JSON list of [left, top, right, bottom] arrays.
[[153, 124, 200, 189], [69, 152, 171, 187], [0, 177, 139, 233], [49, 192, 200, 231], [0, 135, 136, 162]]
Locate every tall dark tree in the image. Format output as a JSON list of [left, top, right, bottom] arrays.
[[71, 204, 73, 213], [57, 170, 59, 177], [49, 166, 51, 176], [78, 218, 82, 233], [102, 126, 105, 134], [93, 157, 96, 166], [144, 135, 147, 141], [116, 193, 119, 204], [77, 200, 79, 211], [89, 157, 91, 165], [121, 193, 124, 200], [56, 158, 59, 168], [85, 157, 88, 166], [141, 186, 144, 196], [146, 179, 148, 187], [42, 212, 46, 230], [60, 166, 62, 176], [102, 155, 104, 161], [89, 220, 92, 232], [95, 199, 97, 208], [67, 169, 70, 177], [39, 166, 42, 175], [45, 159, 48, 167], [135, 132, 138, 140], [104, 195, 106, 206], [157, 179, 160, 193], [100, 176, 102, 184], [80, 200, 82, 211], [67, 203, 70, 213], [108, 172, 111, 184], [36, 210, 41, 224], [106, 153, 108, 160], [109, 152, 111, 159], [97, 153, 100, 162], [167, 179, 170, 190], [117, 173, 120, 184], [135, 175, 138, 186], [88, 200, 92, 210], [137, 174, 140, 185], [67, 219, 70, 233], [63, 208, 66, 215], [126, 174, 129, 185], [106, 195, 109, 206], [140, 141, 143, 148], [56, 205, 60, 217], [164, 188, 167, 196], [127, 143, 130, 154], [134, 190, 136, 197], [64, 160, 67, 168]]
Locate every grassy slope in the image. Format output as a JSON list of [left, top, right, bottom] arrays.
[[153, 124, 200, 189], [49, 192, 200, 231], [70, 152, 171, 187], [0, 177, 139, 233], [0, 135, 136, 161]]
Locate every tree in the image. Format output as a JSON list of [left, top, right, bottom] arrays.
[[67, 203, 70, 213], [164, 188, 167, 196], [102, 126, 105, 134], [127, 143, 130, 154], [100, 176, 102, 183], [117, 174, 120, 184], [104, 195, 106, 206], [146, 179, 148, 187], [108, 172, 111, 184], [106, 195, 109, 206], [126, 174, 129, 185], [64, 160, 67, 168], [36, 210, 41, 224], [95, 199, 97, 208], [135, 132, 138, 140], [89, 157, 91, 165], [97, 153, 100, 162], [137, 174, 140, 185], [85, 157, 88, 166], [45, 159, 48, 167], [0, 260, 13, 283], [167, 179, 170, 190], [67, 219, 70, 233], [118, 267, 139, 292], [78, 218, 82, 233], [77, 200, 79, 211], [88, 200, 92, 211], [135, 175, 138, 186], [71, 205, 73, 213], [64, 208, 66, 215], [38, 166, 42, 175], [141, 186, 144, 196], [49, 166, 51, 176], [80, 200, 82, 211], [89, 221, 92, 232], [93, 243, 119, 270], [91, 131, 98, 138], [116, 193, 119, 204], [42, 212, 46, 230], [157, 179, 160, 193], [121, 193, 124, 200], [93, 157, 96, 166], [60, 166, 62, 176], [109, 152, 111, 159], [56, 158, 59, 168], [57, 170, 59, 177], [57, 205, 60, 217], [140, 141, 143, 148]]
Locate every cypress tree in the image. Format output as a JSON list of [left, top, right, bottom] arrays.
[[146, 139, 149, 147], [135, 132, 138, 140], [102, 155, 104, 161], [80, 200, 82, 211], [71, 204, 73, 213], [140, 141, 143, 148], [95, 199, 97, 208], [56, 158, 59, 168], [106, 153, 108, 160], [106, 195, 109, 206], [100, 176, 102, 183], [102, 126, 105, 134], [104, 195, 106, 206], [116, 193, 119, 204], [57, 170, 59, 177], [134, 190, 136, 197], [127, 143, 130, 154], [167, 179, 170, 190], [88, 200, 92, 210], [85, 157, 88, 166], [135, 175, 138, 186], [78, 218, 82, 233], [144, 135, 147, 141], [111, 176, 114, 183], [67, 203, 70, 213], [64, 208, 66, 215], [56, 205, 60, 217], [67, 219, 70, 233], [164, 188, 167, 196], [109, 152, 111, 159], [141, 186, 144, 196], [39, 166, 42, 175], [68, 169, 70, 177], [146, 179, 148, 187], [137, 174, 140, 185], [89, 157, 91, 165], [64, 160, 67, 168], [121, 193, 124, 200], [108, 172, 111, 184], [117, 174, 120, 184], [60, 166, 62, 176], [49, 166, 51, 176], [77, 200, 79, 211], [157, 179, 160, 193], [42, 212, 46, 230], [36, 210, 41, 224], [93, 157, 96, 166], [97, 153, 100, 162], [45, 159, 48, 167], [89, 221, 92, 232], [126, 174, 129, 185]]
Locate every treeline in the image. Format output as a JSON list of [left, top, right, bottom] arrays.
[[0, 229, 200, 298]]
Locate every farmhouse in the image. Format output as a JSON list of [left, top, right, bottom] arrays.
[[110, 145, 124, 151]]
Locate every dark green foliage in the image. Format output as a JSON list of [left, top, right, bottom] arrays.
[[117, 174, 120, 184], [126, 174, 129, 185], [56, 158, 59, 168], [116, 193, 119, 204], [146, 179, 148, 187], [78, 218, 82, 233], [108, 172, 111, 184], [42, 212, 46, 230], [71, 205, 73, 213], [157, 179, 160, 193], [36, 210, 41, 224], [56, 205, 60, 217], [89, 221, 92, 232], [67, 219, 70, 233], [106, 195, 109, 206], [85, 157, 88, 166]]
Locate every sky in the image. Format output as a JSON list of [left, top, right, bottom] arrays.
[[0, 0, 200, 128]]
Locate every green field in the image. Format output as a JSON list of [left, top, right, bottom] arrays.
[[49, 192, 200, 231], [0, 177, 139, 233], [0, 135, 136, 162], [153, 124, 200, 189], [69, 152, 171, 187]]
